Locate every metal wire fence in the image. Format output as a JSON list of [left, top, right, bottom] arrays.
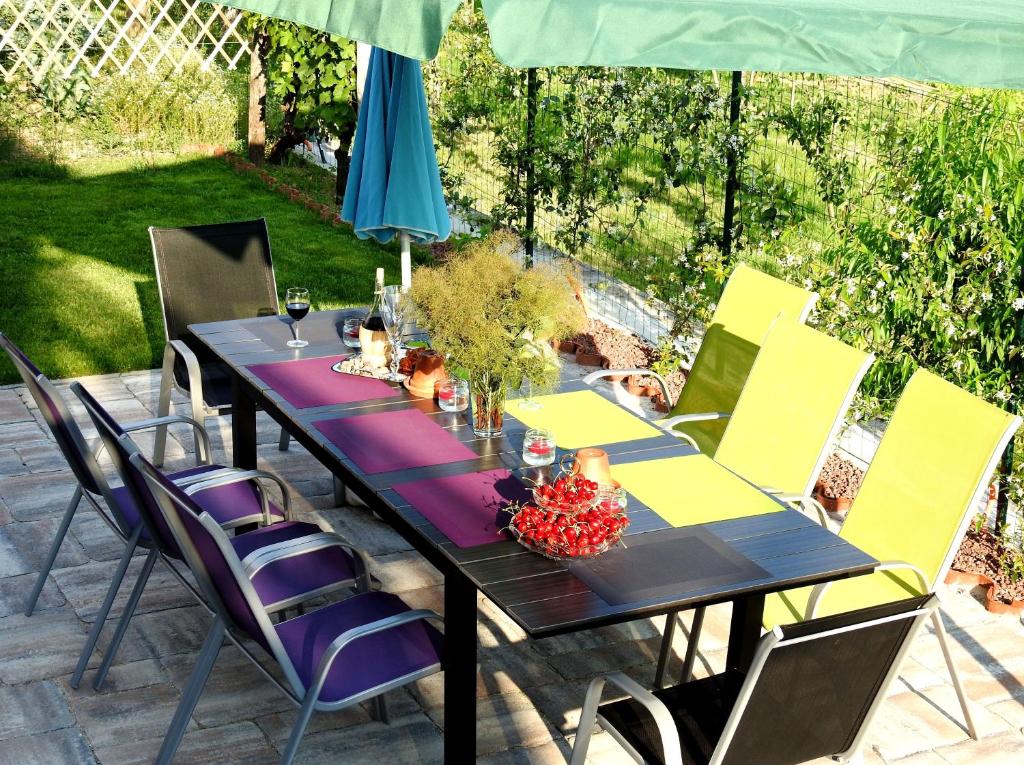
[[423, 7, 1023, 349]]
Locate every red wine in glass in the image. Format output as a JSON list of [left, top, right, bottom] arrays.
[[285, 287, 310, 348]]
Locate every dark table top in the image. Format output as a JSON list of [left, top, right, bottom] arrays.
[[190, 309, 877, 637]]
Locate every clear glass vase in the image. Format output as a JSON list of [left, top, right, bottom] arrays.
[[471, 376, 506, 437]]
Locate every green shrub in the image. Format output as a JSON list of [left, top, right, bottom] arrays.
[[85, 57, 240, 151]]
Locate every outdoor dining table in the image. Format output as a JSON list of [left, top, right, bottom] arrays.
[[188, 308, 878, 764]]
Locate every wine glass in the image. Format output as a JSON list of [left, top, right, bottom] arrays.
[[382, 285, 409, 381], [284, 287, 310, 348]]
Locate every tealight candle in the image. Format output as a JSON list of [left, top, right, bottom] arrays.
[[438, 378, 469, 412], [523, 428, 556, 466]]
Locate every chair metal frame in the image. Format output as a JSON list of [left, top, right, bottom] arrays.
[[653, 322, 874, 687], [572, 597, 938, 765], [0, 332, 208, 625], [658, 380, 1020, 740], [149, 219, 291, 466], [582, 265, 819, 416], [71, 382, 371, 692], [129, 452, 443, 765]]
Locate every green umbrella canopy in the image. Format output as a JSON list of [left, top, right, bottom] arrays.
[[218, 0, 1024, 88]]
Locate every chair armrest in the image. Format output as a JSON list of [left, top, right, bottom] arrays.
[[120, 414, 214, 466], [657, 411, 729, 451], [170, 467, 240, 488], [660, 411, 730, 428], [241, 531, 372, 593], [183, 469, 292, 524], [804, 560, 930, 620], [774, 493, 829, 527], [582, 368, 672, 406], [308, 609, 445, 701], [166, 339, 202, 392], [572, 672, 683, 765]]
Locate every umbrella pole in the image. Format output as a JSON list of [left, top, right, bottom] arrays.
[[401, 231, 412, 291]]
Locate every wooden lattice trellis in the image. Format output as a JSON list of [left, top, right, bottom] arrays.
[[0, 0, 250, 82]]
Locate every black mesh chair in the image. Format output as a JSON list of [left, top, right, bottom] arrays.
[[150, 219, 289, 464], [570, 595, 936, 765]]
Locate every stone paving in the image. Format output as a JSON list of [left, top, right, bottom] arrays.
[[1, 368, 1023, 764]]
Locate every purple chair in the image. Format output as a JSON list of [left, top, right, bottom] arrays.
[[0, 332, 223, 690], [126, 449, 444, 765], [72, 382, 372, 692]]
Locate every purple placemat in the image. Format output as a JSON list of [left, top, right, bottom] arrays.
[[246, 355, 399, 409], [315, 409, 477, 474], [392, 469, 532, 548]]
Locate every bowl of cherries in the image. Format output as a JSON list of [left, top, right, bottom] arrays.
[[506, 470, 629, 560]]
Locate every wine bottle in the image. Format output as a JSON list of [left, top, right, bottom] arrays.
[[359, 268, 389, 367]]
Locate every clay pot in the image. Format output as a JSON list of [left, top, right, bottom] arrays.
[[404, 350, 446, 399], [558, 340, 578, 354], [575, 349, 604, 367], [945, 570, 1024, 615], [812, 483, 853, 515], [572, 448, 613, 486], [600, 359, 627, 383], [625, 375, 661, 398]]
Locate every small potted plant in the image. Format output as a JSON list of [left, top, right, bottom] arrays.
[[812, 453, 864, 515], [408, 232, 585, 437]]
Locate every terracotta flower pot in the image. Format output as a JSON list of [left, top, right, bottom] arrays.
[[558, 340, 578, 354], [625, 375, 661, 398], [404, 350, 446, 399], [812, 486, 853, 515], [600, 359, 627, 383], [945, 570, 1024, 615], [575, 349, 604, 367]]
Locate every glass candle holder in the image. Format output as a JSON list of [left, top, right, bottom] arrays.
[[342, 318, 361, 349], [522, 428, 556, 466], [438, 378, 469, 412]]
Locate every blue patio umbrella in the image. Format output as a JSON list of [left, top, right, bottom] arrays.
[[341, 46, 452, 288]]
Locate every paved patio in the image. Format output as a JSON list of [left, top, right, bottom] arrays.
[[1, 368, 1023, 764]]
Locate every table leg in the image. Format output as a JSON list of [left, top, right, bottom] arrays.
[[726, 595, 765, 673], [443, 572, 477, 764], [231, 376, 257, 470]]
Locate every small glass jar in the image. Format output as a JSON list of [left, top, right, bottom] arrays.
[[342, 318, 361, 349], [597, 486, 628, 513], [522, 428, 556, 466], [438, 378, 469, 412]]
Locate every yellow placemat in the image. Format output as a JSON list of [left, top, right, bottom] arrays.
[[614, 454, 785, 527], [505, 390, 663, 449]]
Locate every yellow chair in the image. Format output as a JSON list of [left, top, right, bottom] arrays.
[[653, 318, 873, 686], [667, 317, 874, 497], [584, 264, 818, 455], [681, 370, 1020, 740]]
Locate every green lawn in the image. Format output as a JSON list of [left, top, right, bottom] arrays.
[[0, 152, 406, 384]]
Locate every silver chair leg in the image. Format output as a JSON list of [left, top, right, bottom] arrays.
[[280, 688, 319, 765], [654, 610, 678, 688], [932, 609, 978, 740], [278, 428, 290, 451], [93, 548, 158, 690], [570, 677, 606, 765], [154, 346, 176, 467], [333, 476, 346, 507], [70, 526, 142, 689], [25, 485, 82, 616], [155, 619, 226, 765], [680, 607, 706, 683]]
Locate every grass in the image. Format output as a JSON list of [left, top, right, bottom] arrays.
[[0, 150, 408, 384]]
